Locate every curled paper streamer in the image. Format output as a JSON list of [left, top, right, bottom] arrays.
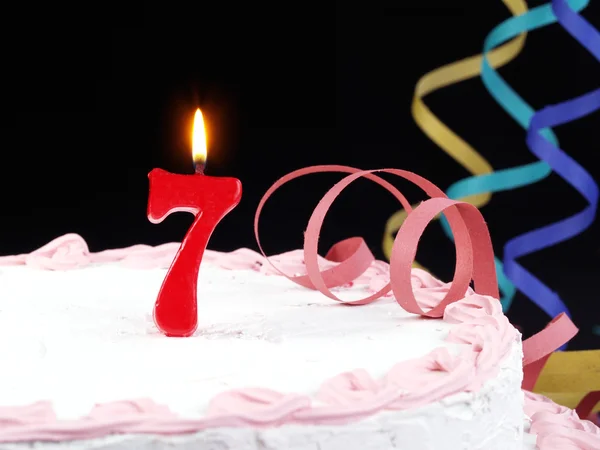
[[519, 314, 600, 416], [255, 165, 504, 309], [254, 165, 500, 309], [254, 165, 576, 359], [553, 0, 600, 351], [504, 91, 600, 317], [382, 0, 529, 284], [522, 313, 578, 391], [575, 391, 600, 418], [502, 0, 600, 323], [442, 0, 590, 316]]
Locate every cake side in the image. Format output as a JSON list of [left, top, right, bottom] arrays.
[[0, 344, 523, 450], [0, 236, 524, 449]]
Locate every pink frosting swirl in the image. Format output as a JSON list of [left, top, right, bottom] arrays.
[[0, 402, 55, 427], [87, 399, 176, 420], [525, 391, 600, 449], [0, 234, 181, 270], [316, 369, 383, 407], [410, 268, 476, 310], [0, 234, 93, 270], [207, 388, 311, 425]]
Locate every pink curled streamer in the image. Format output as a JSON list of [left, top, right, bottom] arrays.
[[254, 165, 497, 315], [254, 165, 577, 386]]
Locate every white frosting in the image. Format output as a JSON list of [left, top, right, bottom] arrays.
[[0, 263, 523, 449]]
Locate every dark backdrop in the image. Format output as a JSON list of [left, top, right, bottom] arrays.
[[1, 1, 599, 348]]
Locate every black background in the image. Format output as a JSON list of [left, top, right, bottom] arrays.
[[1, 1, 599, 348]]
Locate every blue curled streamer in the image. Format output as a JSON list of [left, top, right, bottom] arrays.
[[504, 0, 600, 335], [553, 0, 600, 343], [439, 0, 588, 316], [509, 88, 600, 313]]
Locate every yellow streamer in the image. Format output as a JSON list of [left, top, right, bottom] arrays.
[[535, 350, 600, 413], [382, 0, 528, 264]]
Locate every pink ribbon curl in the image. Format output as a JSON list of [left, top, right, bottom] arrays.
[[254, 165, 578, 386]]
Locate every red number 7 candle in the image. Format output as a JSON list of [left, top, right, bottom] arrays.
[[147, 109, 242, 337]]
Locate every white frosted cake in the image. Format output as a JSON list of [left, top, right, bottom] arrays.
[[0, 235, 598, 450]]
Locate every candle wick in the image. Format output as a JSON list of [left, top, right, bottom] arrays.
[[194, 162, 205, 175]]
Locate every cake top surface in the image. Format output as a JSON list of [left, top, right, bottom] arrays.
[[0, 248, 477, 419]]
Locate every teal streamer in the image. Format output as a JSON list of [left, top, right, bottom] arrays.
[[439, 0, 589, 312]]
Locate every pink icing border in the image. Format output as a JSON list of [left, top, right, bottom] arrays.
[[0, 235, 597, 449], [525, 392, 600, 449]]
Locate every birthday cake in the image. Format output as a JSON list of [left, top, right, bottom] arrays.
[[0, 233, 525, 450], [0, 167, 598, 449], [0, 236, 596, 450]]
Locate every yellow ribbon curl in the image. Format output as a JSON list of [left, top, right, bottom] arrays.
[[536, 350, 600, 413], [382, 0, 528, 265]]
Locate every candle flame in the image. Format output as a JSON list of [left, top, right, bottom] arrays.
[[192, 108, 207, 167]]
